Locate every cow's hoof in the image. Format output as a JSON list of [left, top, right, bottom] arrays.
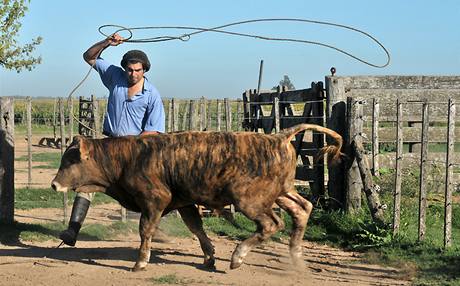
[[229, 259, 243, 270], [132, 263, 147, 272], [291, 253, 303, 268], [291, 259, 304, 272], [203, 258, 216, 270]]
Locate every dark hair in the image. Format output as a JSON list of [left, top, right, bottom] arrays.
[[120, 50, 151, 72]]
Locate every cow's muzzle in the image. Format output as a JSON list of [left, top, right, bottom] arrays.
[[51, 181, 68, 192]]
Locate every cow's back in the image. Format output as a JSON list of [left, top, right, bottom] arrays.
[[145, 131, 297, 207]]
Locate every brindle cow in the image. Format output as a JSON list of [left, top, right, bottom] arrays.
[[51, 124, 342, 271]]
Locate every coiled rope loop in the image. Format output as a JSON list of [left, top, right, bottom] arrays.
[[98, 18, 391, 68]]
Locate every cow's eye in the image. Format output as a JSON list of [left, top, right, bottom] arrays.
[[60, 148, 82, 169]]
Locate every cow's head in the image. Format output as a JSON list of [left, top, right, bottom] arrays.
[[51, 136, 105, 193]]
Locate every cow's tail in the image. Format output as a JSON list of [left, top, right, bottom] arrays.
[[280, 123, 343, 164]]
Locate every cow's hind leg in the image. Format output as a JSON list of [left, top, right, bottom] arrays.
[[275, 192, 313, 267], [230, 209, 284, 269], [178, 205, 216, 269]]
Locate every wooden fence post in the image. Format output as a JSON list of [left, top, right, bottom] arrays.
[[325, 76, 347, 210], [371, 98, 380, 176], [225, 98, 232, 131], [418, 101, 429, 241], [171, 99, 178, 132], [236, 99, 242, 131], [393, 99, 403, 235], [92, 95, 99, 138], [200, 97, 206, 131], [189, 100, 197, 131], [273, 97, 280, 133], [206, 101, 212, 130], [59, 98, 68, 223], [181, 101, 189, 131], [444, 99, 455, 248], [345, 97, 363, 214], [352, 136, 386, 225], [0, 97, 15, 224], [167, 99, 173, 133], [217, 99, 222, 131], [68, 96, 74, 143], [26, 97, 32, 188], [53, 98, 57, 140]]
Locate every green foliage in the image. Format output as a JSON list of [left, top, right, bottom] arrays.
[[0, 0, 42, 72], [272, 75, 295, 90], [304, 208, 392, 248]]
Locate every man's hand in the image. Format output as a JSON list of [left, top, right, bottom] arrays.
[[140, 131, 160, 136], [107, 33, 124, 46], [84, 33, 124, 66]]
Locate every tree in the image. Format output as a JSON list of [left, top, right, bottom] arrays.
[[273, 75, 295, 90], [0, 0, 42, 72]]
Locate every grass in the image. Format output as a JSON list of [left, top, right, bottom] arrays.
[[158, 213, 193, 238], [16, 152, 62, 169], [149, 273, 203, 285], [0, 220, 138, 245], [15, 188, 116, 209]]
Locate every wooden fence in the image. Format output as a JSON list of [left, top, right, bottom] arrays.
[[326, 75, 460, 248], [348, 97, 457, 247]]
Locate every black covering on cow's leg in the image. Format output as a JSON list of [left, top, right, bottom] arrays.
[[59, 196, 91, 246], [275, 192, 312, 267], [230, 210, 283, 269], [178, 205, 215, 269]]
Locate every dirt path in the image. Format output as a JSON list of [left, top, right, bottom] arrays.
[[0, 237, 411, 286], [1, 205, 412, 286]]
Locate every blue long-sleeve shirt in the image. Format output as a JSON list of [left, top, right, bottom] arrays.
[[94, 58, 165, 137]]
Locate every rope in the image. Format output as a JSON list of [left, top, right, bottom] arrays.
[[98, 18, 391, 68], [64, 18, 391, 136]]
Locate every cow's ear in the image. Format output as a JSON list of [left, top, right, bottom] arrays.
[[70, 135, 81, 147], [78, 136, 90, 161]]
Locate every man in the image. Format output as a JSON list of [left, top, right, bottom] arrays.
[[59, 33, 166, 246]]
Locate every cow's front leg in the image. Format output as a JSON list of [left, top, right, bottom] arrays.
[[132, 184, 171, 272], [133, 211, 162, 272]]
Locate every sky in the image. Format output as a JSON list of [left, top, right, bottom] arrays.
[[0, 0, 459, 100]]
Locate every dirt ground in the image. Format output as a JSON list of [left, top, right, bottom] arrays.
[[3, 135, 413, 286], [2, 206, 413, 286]]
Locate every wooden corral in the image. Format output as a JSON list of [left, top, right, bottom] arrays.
[[326, 75, 460, 247]]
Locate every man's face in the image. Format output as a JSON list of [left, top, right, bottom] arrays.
[[125, 62, 145, 85]]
